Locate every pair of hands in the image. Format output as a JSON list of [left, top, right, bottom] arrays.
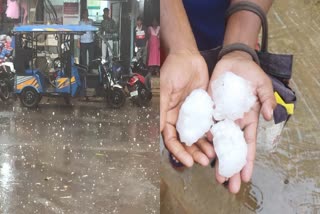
[[160, 50, 276, 193]]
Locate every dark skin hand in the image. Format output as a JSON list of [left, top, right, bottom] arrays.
[[207, 51, 276, 193], [161, 51, 212, 167]]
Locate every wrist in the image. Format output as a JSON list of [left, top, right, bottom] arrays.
[[218, 43, 260, 64], [169, 48, 200, 55], [223, 10, 261, 49], [221, 50, 252, 61], [167, 49, 202, 61], [167, 43, 200, 56]]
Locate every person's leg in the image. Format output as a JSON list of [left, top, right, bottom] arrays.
[[142, 46, 147, 65], [80, 43, 86, 65], [145, 71, 152, 90], [88, 42, 94, 69], [85, 43, 90, 66], [107, 40, 113, 58], [102, 41, 107, 61]]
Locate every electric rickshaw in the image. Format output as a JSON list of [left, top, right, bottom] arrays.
[[12, 24, 126, 108]]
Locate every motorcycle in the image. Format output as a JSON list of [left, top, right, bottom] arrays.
[[0, 35, 15, 101], [125, 47, 152, 106], [98, 33, 151, 106], [94, 34, 126, 108], [0, 61, 15, 101], [93, 57, 126, 108]]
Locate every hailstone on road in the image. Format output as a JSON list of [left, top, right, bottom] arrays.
[[211, 71, 256, 121], [210, 119, 248, 178], [176, 89, 214, 146]]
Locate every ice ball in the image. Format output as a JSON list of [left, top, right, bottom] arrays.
[[211, 71, 256, 121], [210, 119, 248, 178], [176, 89, 214, 146]]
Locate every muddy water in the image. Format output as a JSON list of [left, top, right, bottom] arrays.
[[161, 0, 320, 213], [0, 98, 160, 213]]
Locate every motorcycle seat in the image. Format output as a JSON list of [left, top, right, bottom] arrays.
[[121, 74, 134, 78]]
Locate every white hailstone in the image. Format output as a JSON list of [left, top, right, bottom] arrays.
[[211, 71, 256, 121], [210, 119, 248, 178], [176, 89, 214, 146]]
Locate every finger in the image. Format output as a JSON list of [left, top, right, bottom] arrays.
[[257, 77, 276, 121], [163, 124, 194, 167], [261, 98, 276, 121], [241, 159, 254, 183], [196, 137, 215, 159], [234, 118, 244, 130], [207, 80, 213, 97], [235, 102, 260, 130], [215, 159, 227, 184], [185, 144, 210, 166], [241, 120, 258, 182], [228, 173, 241, 194], [160, 80, 171, 132], [206, 130, 213, 142]]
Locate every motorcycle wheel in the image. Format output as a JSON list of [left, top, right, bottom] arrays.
[[107, 87, 126, 108], [135, 86, 152, 107], [20, 87, 41, 108], [0, 80, 10, 101]]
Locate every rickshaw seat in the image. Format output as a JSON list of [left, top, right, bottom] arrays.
[[24, 69, 45, 90], [25, 69, 40, 75]]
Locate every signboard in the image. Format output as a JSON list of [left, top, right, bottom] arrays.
[[64, 3, 79, 15], [63, 2, 80, 25]]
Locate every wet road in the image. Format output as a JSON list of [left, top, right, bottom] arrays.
[[0, 97, 160, 213], [161, 0, 320, 213]]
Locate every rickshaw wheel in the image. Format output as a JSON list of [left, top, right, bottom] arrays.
[[20, 87, 41, 108], [107, 88, 126, 108]]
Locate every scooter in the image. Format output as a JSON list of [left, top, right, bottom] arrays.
[[124, 47, 152, 106]]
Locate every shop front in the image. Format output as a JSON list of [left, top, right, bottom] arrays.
[[0, 0, 158, 67]]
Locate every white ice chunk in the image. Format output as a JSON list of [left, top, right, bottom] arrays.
[[211, 71, 256, 121], [177, 89, 214, 146], [211, 119, 248, 178]]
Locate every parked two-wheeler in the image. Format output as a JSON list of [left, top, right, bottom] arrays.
[[91, 57, 126, 108], [124, 47, 152, 106], [97, 34, 152, 106], [0, 61, 15, 101]]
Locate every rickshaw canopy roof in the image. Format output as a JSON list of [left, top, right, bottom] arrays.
[[13, 24, 98, 34]]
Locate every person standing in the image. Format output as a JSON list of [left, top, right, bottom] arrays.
[[78, 9, 94, 69], [99, 8, 116, 61], [134, 16, 148, 65], [147, 18, 160, 75], [6, 0, 19, 19]]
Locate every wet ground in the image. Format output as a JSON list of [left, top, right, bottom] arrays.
[[161, 0, 320, 213], [0, 97, 160, 213]]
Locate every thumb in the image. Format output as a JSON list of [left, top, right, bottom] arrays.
[[160, 80, 171, 132], [257, 79, 277, 121]]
